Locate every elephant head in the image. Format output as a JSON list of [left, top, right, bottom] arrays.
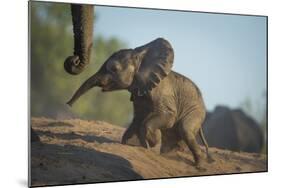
[[64, 4, 94, 75], [67, 38, 174, 106]]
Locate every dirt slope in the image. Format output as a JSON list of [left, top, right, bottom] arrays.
[[30, 117, 267, 187]]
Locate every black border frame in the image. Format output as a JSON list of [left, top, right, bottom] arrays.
[[28, 0, 268, 187]]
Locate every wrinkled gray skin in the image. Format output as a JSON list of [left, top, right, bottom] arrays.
[[67, 38, 213, 170], [64, 4, 94, 75]]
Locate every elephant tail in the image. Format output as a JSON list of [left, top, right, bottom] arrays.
[[199, 128, 215, 163]]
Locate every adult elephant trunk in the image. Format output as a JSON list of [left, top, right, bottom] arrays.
[[64, 4, 94, 75], [67, 72, 101, 106]]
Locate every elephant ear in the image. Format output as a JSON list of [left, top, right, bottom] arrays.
[[131, 38, 174, 96]]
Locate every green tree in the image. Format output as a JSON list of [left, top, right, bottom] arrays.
[[30, 2, 133, 126]]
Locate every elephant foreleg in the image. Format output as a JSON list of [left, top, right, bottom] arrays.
[[139, 112, 175, 154], [121, 118, 140, 145]]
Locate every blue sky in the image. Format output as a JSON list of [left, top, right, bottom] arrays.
[[94, 6, 267, 118]]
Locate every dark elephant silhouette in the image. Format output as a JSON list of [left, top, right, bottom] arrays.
[[202, 106, 264, 153]]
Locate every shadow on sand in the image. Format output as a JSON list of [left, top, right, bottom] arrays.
[[31, 141, 143, 187]]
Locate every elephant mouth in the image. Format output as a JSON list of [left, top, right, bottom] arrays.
[[101, 87, 111, 92], [101, 82, 125, 92], [101, 83, 115, 92]]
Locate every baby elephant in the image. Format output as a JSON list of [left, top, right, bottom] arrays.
[[67, 38, 212, 170]]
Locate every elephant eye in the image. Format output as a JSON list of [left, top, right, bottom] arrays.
[[111, 64, 121, 73], [111, 66, 118, 72]]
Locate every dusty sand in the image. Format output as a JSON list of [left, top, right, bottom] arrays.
[[30, 117, 267, 187]]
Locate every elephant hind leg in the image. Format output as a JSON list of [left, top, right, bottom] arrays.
[[181, 130, 205, 171], [179, 112, 206, 171], [199, 127, 215, 163]]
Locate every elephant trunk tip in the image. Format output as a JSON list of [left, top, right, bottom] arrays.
[[64, 55, 86, 75], [66, 100, 74, 107]]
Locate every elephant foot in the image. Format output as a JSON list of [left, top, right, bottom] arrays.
[[195, 164, 207, 172], [207, 155, 215, 163], [121, 137, 127, 145], [195, 159, 206, 172], [150, 144, 161, 155], [121, 133, 141, 146], [139, 136, 150, 149]]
